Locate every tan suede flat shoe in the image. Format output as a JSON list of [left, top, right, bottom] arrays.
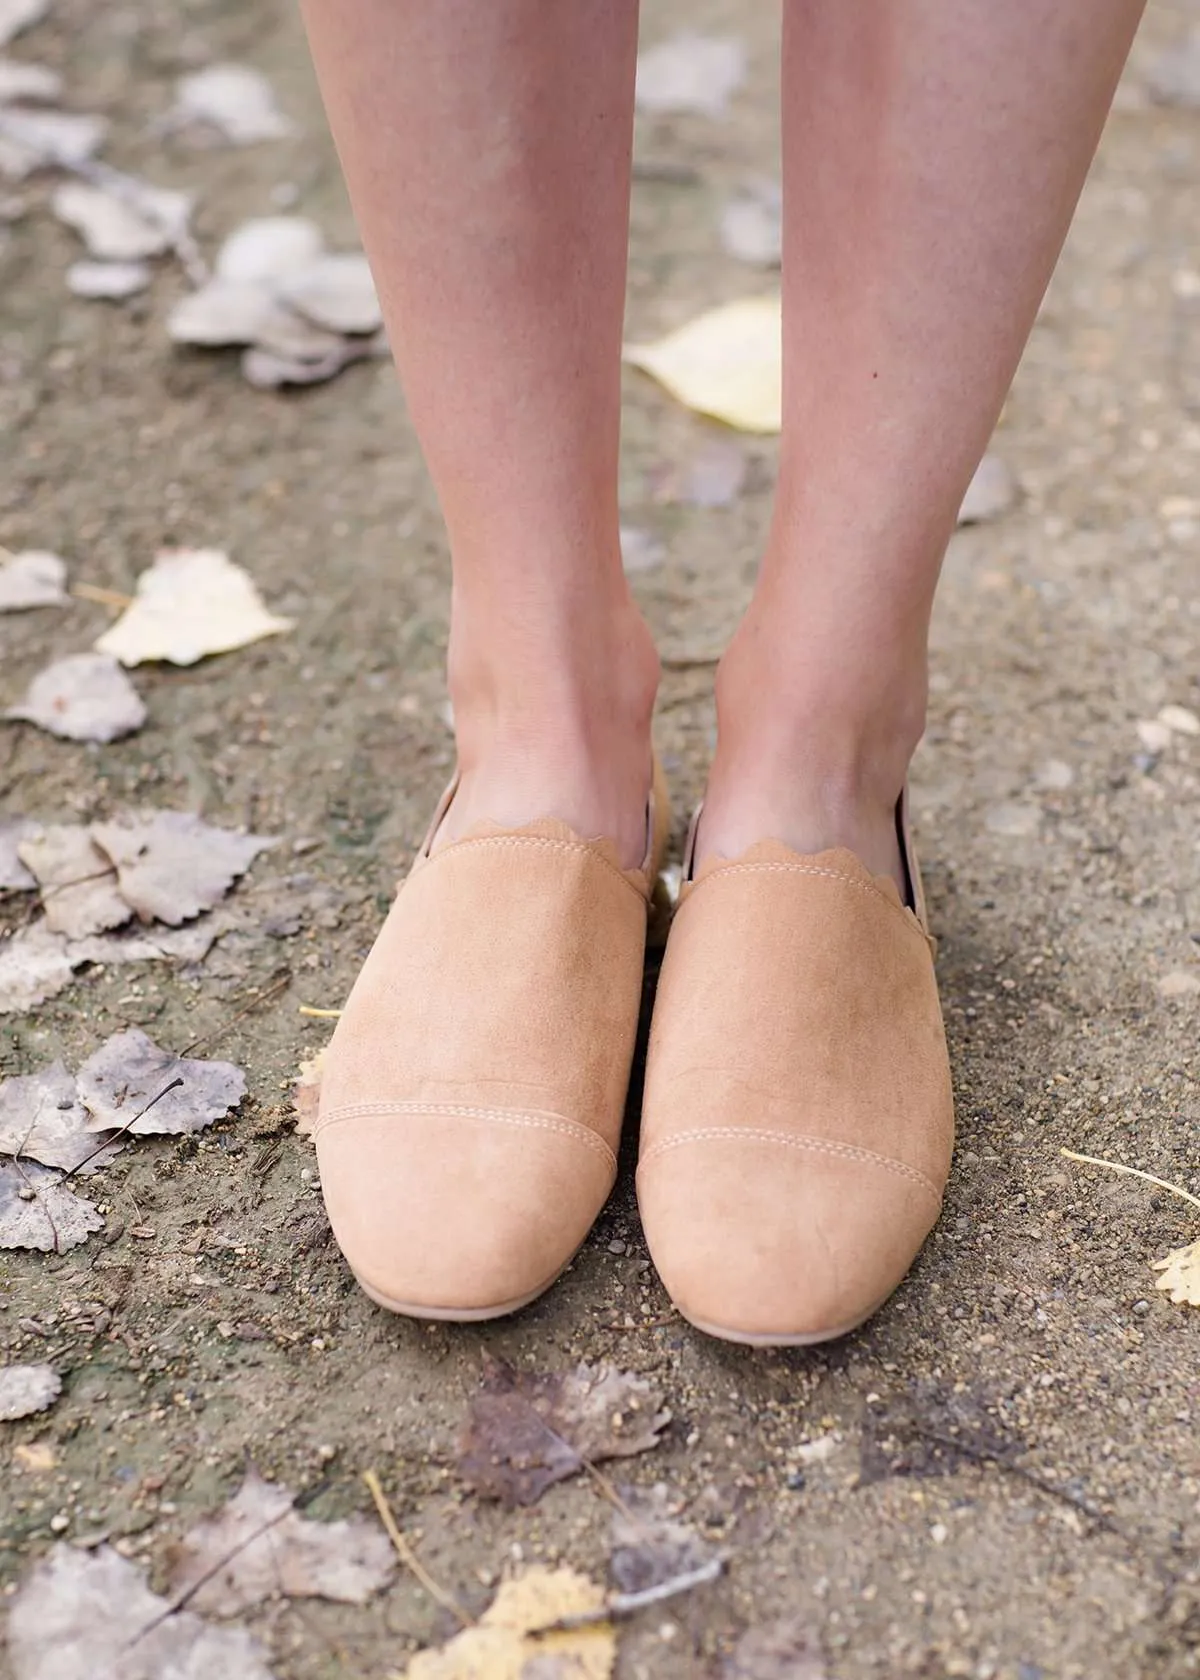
[[638, 796, 953, 1346], [313, 761, 670, 1321]]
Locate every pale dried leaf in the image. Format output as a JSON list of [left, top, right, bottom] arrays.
[[958, 454, 1017, 524], [276, 252, 381, 334], [0, 58, 59, 100], [457, 1357, 669, 1507], [171, 62, 294, 144], [8, 1542, 275, 1680], [403, 1566, 614, 1680], [0, 913, 221, 1014], [7, 652, 146, 742], [165, 1465, 394, 1614], [16, 824, 129, 939], [168, 279, 276, 346], [0, 108, 105, 180], [1147, 27, 1200, 108], [635, 32, 746, 118], [68, 259, 150, 299], [0, 0, 46, 48], [0, 815, 37, 888], [52, 180, 188, 260], [1157, 970, 1200, 999], [0, 549, 66, 610], [241, 329, 386, 389], [215, 214, 323, 283], [292, 1047, 325, 1136], [723, 1615, 827, 1679], [0, 1161, 102, 1252], [1153, 1239, 1200, 1306], [0, 1361, 60, 1420], [609, 1485, 714, 1594], [94, 548, 294, 666], [1137, 718, 1173, 754], [719, 179, 781, 268], [249, 300, 343, 361], [77, 1028, 245, 1135], [0, 1059, 124, 1172], [90, 809, 275, 924], [624, 297, 781, 433], [1158, 703, 1200, 736]]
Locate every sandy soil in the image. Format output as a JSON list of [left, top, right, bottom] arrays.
[[1, 1, 1198, 1676]]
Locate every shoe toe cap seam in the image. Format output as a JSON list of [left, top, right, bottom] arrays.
[[315, 1099, 618, 1172], [638, 1126, 944, 1201]]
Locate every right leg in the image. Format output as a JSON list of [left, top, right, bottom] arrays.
[[298, 0, 656, 866]]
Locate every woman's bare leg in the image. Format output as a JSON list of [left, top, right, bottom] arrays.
[[702, 0, 1145, 889], [298, 1, 656, 865]]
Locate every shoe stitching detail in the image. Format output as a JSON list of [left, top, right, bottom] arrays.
[[314, 1100, 617, 1169], [639, 1127, 943, 1199], [683, 862, 929, 939], [424, 834, 649, 902]]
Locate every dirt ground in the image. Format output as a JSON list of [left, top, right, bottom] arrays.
[[2, 1, 1199, 1676]]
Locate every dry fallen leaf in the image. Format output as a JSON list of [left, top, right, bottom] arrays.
[[0, 549, 66, 611], [276, 252, 381, 334], [457, 1357, 670, 1507], [0, 1161, 103, 1253], [8, 1542, 275, 1680], [0, 108, 105, 180], [957, 454, 1017, 524], [0, 913, 221, 1015], [0, 1059, 124, 1173], [1158, 703, 1200, 736], [94, 548, 294, 665], [292, 1047, 326, 1136], [67, 258, 151, 299], [51, 179, 190, 260], [215, 215, 323, 283], [609, 1485, 714, 1595], [1157, 970, 1200, 999], [168, 279, 278, 346], [1153, 1239, 1200, 1306], [0, 58, 59, 101], [76, 1028, 245, 1135], [91, 809, 275, 924], [723, 1616, 828, 1679], [403, 1566, 615, 1680], [164, 1465, 394, 1614], [0, 815, 37, 888], [0, 0, 46, 46], [719, 178, 781, 268], [0, 1361, 60, 1421], [7, 652, 146, 742], [240, 333, 383, 389], [170, 62, 295, 144], [625, 297, 782, 433], [16, 824, 129, 940], [247, 300, 344, 362], [635, 32, 746, 118]]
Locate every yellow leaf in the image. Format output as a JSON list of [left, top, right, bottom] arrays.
[[624, 297, 782, 433], [402, 1565, 614, 1680], [95, 549, 293, 667], [292, 1046, 326, 1137], [1153, 1239, 1200, 1306]]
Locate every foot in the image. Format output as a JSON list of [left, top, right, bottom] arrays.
[[434, 599, 660, 870]]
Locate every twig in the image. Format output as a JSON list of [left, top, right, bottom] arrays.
[[180, 969, 291, 1056], [298, 1005, 342, 1020], [71, 582, 134, 609], [532, 1558, 725, 1634], [1061, 1148, 1200, 1212], [0, 114, 208, 285], [62, 1078, 183, 1180], [363, 1469, 472, 1627]]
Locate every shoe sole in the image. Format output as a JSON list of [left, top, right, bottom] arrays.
[[678, 1294, 891, 1348], [352, 1265, 567, 1323]]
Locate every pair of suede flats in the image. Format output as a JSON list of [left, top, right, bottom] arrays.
[[313, 774, 954, 1343]]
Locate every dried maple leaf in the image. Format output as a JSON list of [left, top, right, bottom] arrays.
[[0, 1362, 60, 1421], [76, 1029, 245, 1136], [457, 1358, 670, 1507], [291, 1047, 326, 1137], [0, 914, 222, 1016], [90, 810, 275, 925], [7, 1543, 274, 1680], [609, 1485, 714, 1595], [164, 1465, 394, 1614], [7, 653, 146, 742], [0, 1059, 124, 1173], [16, 824, 130, 940], [1153, 1239, 1200, 1306], [403, 1565, 614, 1680], [0, 1161, 103, 1253], [93, 549, 294, 667]]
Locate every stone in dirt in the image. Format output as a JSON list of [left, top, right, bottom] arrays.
[[0, 1361, 60, 1421]]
